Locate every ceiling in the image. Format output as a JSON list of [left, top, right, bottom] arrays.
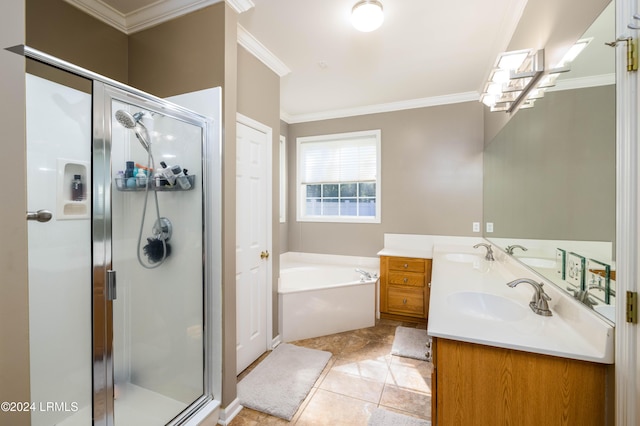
[[66, 0, 609, 123]]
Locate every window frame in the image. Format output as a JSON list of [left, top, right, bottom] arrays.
[[296, 129, 381, 223]]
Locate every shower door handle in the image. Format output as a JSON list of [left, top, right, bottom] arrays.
[[26, 209, 53, 222], [106, 270, 117, 301]]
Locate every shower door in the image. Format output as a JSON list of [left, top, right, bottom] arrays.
[[93, 82, 212, 426]]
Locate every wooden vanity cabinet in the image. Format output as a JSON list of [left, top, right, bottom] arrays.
[[431, 337, 609, 426], [380, 256, 432, 323]]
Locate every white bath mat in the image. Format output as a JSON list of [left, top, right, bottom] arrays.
[[237, 343, 331, 421], [391, 326, 429, 361], [368, 408, 431, 426]]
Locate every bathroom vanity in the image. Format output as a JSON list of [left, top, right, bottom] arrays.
[[430, 337, 608, 425], [379, 255, 431, 323], [427, 244, 614, 426]]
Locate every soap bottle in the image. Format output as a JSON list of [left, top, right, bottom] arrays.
[[71, 174, 84, 201], [171, 165, 191, 190], [116, 171, 125, 189], [159, 161, 177, 186], [136, 169, 148, 188]]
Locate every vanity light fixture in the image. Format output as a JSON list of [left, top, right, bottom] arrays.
[[481, 39, 591, 113], [351, 0, 384, 32]]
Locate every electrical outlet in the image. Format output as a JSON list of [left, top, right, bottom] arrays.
[[486, 222, 494, 233], [472, 222, 480, 232]]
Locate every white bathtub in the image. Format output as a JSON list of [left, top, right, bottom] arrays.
[[279, 252, 379, 342]]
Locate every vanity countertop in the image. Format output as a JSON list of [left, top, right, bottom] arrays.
[[427, 244, 615, 364]]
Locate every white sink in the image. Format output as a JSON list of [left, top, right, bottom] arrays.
[[593, 304, 616, 322], [518, 257, 556, 269], [444, 253, 480, 263], [447, 291, 527, 321]]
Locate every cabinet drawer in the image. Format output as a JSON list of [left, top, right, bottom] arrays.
[[388, 257, 425, 273], [388, 271, 424, 287], [387, 286, 424, 316]]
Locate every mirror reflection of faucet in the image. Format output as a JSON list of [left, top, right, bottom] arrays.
[[505, 244, 527, 255]]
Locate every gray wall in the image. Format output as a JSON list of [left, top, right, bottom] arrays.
[[287, 101, 485, 257], [237, 45, 281, 338], [484, 85, 615, 242], [280, 119, 289, 254], [0, 1, 30, 426]]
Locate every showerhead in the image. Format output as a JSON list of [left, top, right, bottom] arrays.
[[115, 109, 138, 129], [115, 109, 152, 155]]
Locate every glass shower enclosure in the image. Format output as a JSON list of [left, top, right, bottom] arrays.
[[24, 48, 220, 426]]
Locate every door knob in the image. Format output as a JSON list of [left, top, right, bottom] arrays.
[[26, 209, 53, 222], [260, 250, 270, 260]]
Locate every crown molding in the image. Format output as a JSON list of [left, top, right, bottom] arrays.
[[237, 24, 291, 77], [546, 73, 615, 92], [64, 0, 227, 34], [281, 91, 480, 124], [226, 0, 255, 14], [64, 0, 127, 32]]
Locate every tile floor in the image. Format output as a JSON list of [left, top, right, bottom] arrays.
[[230, 319, 432, 425]]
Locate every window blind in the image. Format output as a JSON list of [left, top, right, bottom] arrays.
[[299, 136, 377, 184]]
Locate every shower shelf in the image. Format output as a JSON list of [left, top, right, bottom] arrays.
[[114, 175, 196, 192]]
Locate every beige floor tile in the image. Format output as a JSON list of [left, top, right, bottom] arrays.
[[296, 389, 377, 426], [331, 357, 390, 383], [319, 370, 385, 403], [386, 362, 432, 394], [379, 384, 430, 419]]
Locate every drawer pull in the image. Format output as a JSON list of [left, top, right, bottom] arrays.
[[403, 263, 409, 268], [403, 277, 408, 283], [403, 298, 407, 304]]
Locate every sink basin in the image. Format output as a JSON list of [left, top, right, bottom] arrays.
[[518, 257, 556, 269], [444, 253, 480, 263], [593, 304, 616, 322], [447, 291, 527, 321]]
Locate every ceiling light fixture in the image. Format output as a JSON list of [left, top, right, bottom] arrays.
[[481, 39, 590, 113], [351, 0, 384, 32]]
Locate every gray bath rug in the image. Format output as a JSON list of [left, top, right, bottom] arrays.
[[237, 343, 331, 421], [368, 408, 431, 426], [391, 326, 429, 361]]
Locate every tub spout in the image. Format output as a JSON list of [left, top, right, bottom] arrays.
[[355, 268, 377, 281]]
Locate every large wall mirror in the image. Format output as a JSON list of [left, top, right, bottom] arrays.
[[483, 2, 616, 323]]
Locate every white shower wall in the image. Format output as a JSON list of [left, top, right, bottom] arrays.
[[110, 102, 205, 405], [26, 73, 92, 426]]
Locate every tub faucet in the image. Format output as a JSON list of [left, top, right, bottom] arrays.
[[473, 243, 495, 261], [507, 278, 552, 316], [355, 268, 377, 281], [505, 244, 528, 255]]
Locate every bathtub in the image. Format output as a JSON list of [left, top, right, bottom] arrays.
[[279, 252, 379, 342]]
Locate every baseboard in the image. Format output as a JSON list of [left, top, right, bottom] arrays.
[[217, 398, 242, 425], [272, 334, 282, 349]]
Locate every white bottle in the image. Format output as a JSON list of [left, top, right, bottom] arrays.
[[136, 169, 147, 188], [171, 165, 191, 190]]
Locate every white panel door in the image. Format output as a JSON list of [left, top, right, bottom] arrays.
[[236, 120, 270, 374]]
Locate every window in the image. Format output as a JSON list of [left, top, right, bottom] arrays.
[[297, 129, 381, 223]]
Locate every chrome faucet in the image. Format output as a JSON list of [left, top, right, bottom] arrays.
[[507, 278, 552, 316], [355, 268, 376, 281], [505, 244, 528, 255], [473, 243, 495, 261]]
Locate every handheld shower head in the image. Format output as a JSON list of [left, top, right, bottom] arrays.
[[115, 109, 138, 129], [115, 109, 152, 154]]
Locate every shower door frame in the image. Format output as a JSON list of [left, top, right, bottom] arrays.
[[23, 46, 217, 426]]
